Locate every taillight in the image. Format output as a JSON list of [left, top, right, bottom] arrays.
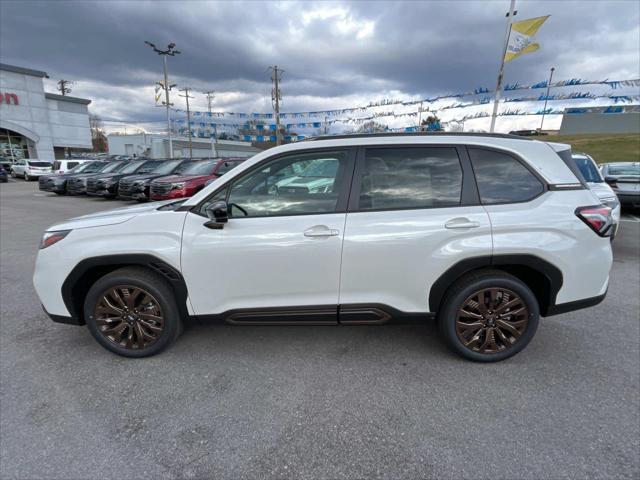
[[575, 206, 613, 237]]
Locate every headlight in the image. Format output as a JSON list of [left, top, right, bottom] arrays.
[[601, 196, 619, 210], [40, 230, 71, 249], [171, 182, 186, 190]]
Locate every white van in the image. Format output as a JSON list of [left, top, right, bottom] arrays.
[[52, 158, 96, 174]]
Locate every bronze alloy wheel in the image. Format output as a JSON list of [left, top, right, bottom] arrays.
[[455, 287, 529, 355], [94, 285, 165, 350]]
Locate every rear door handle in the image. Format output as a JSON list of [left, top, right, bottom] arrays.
[[304, 225, 339, 237], [445, 218, 481, 229]]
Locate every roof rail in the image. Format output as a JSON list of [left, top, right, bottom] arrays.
[[301, 132, 534, 142]]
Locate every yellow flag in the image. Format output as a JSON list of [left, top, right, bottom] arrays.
[[505, 15, 550, 62]]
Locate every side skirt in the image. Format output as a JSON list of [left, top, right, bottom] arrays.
[[193, 304, 433, 326]]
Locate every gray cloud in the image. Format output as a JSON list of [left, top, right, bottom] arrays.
[[1, 0, 638, 127]]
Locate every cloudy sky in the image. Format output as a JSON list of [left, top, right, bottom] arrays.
[[1, 0, 639, 133]]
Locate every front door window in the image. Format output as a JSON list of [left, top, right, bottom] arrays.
[[223, 150, 351, 217]]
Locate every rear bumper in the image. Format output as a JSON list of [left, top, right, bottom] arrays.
[[42, 305, 82, 325], [544, 289, 607, 317]]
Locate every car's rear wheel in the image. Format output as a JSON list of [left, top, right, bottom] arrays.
[[24, 173, 30, 181], [84, 267, 183, 357], [438, 270, 539, 362]]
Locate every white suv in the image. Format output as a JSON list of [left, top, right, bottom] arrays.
[[33, 134, 614, 361]]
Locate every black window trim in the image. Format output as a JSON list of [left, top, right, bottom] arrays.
[[466, 145, 549, 206], [347, 144, 479, 213], [190, 146, 358, 219]]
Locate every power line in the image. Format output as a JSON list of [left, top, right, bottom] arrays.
[[268, 66, 283, 145], [179, 87, 195, 159]]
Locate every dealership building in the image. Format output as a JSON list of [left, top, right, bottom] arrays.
[[0, 63, 92, 163], [107, 133, 261, 159]]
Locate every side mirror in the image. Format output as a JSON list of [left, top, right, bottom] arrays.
[[204, 200, 228, 229]]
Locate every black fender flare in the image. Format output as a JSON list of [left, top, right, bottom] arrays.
[[61, 254, 190, 325], [428, 254, 563, 316]]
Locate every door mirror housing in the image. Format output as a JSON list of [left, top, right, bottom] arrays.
[[204, 200, 228, 229]]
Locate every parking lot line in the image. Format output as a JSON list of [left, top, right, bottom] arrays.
[[620, 214, 640, 223]]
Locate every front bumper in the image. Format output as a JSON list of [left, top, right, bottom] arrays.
[[66, 186, 86, 195], [39, 181, 66, 193], [118, 186, 148, 201]]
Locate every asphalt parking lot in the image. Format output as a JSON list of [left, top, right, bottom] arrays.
[[1, 181, 638, 480]]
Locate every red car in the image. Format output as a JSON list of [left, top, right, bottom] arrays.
[[149, 158, 245, 200]]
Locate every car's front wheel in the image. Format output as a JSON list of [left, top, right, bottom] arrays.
[[438, 270, 539, 362], [84, 267, 183, 357]]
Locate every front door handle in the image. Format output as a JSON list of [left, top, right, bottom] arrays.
[[304, 225, 339, 237], [445, 218, 481, 229]]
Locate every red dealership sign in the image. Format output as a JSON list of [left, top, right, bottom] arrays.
[[0, 93, 19, 105]]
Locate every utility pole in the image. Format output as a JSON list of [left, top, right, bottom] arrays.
[[324, 116, 328, 135], [203, 90, 217, 157], [179, 87, 195, 159], [145, 41, 180, 159], [269, 66, 283, 145], [57, 79, 73, 96], [418, 101, 424, 130], [539, 67, 555, 133], [489, 1, 517, 133]]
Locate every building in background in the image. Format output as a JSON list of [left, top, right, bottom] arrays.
[[107, 133, 261, 159], [559, 105, 640, 135], [0, 63, 92, 164]]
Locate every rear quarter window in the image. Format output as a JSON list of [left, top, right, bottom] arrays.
[[469, 148, 545, 204]]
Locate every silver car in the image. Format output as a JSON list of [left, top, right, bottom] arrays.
[[600, 162, 640, 209]]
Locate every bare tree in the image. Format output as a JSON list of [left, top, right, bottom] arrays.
[[90, 114, 108, 152]]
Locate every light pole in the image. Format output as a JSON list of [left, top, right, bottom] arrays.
[[539, 67, 555, 133], [145, 41, 180, 159]]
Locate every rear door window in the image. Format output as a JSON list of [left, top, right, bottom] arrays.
[[356, 147, 463, 210], [469, 148, 544, 204]]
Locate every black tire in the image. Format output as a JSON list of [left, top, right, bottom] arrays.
[[437, 270, 539, 362], [84, 266, 183, 357]]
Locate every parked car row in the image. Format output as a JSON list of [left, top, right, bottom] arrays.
[[38, 157, 246, 201]]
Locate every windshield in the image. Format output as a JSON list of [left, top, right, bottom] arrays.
[[69, 162, 102, 173], [134, 161, 163, 174], [150, 160, 182, 175], [571, 156, 603, 183], [27, 161, 52, 167], [173, 161, 197, 174], [216, 160, 242, 175], [180, 160, 216, 176], [299, 159, 338, 178], [609, 164, 640, 176], [119, 161, 146, 174], [101, 161, 126, 173]]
